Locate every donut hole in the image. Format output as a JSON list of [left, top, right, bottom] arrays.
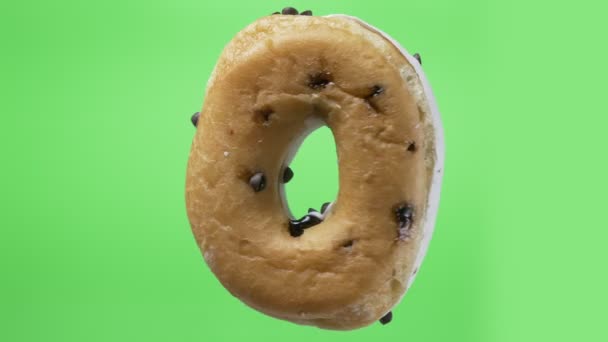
[[284, 126, 338, 219]]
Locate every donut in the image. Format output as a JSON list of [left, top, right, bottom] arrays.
[[185, 7, 444, 330]]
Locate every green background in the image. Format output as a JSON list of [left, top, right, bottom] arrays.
[[1, 0, 607, 341]]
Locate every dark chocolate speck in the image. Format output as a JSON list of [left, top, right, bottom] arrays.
[[191, 112, 200, 127], [289, 224, 304, 237], [300, 10, 313, 16], [413, 53, 422, 65], [395, 203, 414, 240], [369, 85, 384, 97], [395, 204, 413, 224], [288, 214, 322, 237], [283, 166, 294, 183], [282, 7, 299, 15], [379, 311, 393, 325], [249, 173, 266, 192], [255, 107, 274, 124], [308, 72, 332, 89]]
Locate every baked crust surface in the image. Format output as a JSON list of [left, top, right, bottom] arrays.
[[186, 15, 439, 330]]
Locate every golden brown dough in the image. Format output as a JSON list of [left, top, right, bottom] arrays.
[[186, 13, 444, 330]]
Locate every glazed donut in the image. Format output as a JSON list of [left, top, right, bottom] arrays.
[[185, 7, 444, 330]]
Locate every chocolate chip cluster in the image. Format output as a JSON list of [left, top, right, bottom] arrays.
[[272, 7, 313, 16], [288, 202, 331, 237]]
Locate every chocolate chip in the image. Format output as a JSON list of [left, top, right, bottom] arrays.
[[283, 166, 294, 183], [395, 204, 413, 222], [413, 53, 422, 65], [289, 224, 304, 237], [288, 214, 322, 237], [321, 202, 331, 214], [407, 141, 417, 152], [272, 11, 280, 15], [364, 85, 384, 112], [301, 215, 322, 229], [379, 311, 393, 325], [308, 208, 318, 213], [369, 85, 384, 97], [308, 72, 332, 89], [282, 7, 299, 15], [255, 107, 273, 124], [300, 10, 313, 16], [191, 112, 200, 127], [342, 240, 354, 248], [395, 203, 414, 240], [249, 173, 266, 192]]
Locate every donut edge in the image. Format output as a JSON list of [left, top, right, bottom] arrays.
[[325, 14, 445, 311], [193, 14, 445, 327]]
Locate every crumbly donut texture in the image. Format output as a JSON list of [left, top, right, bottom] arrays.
[[186, 14, 444, 330]]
